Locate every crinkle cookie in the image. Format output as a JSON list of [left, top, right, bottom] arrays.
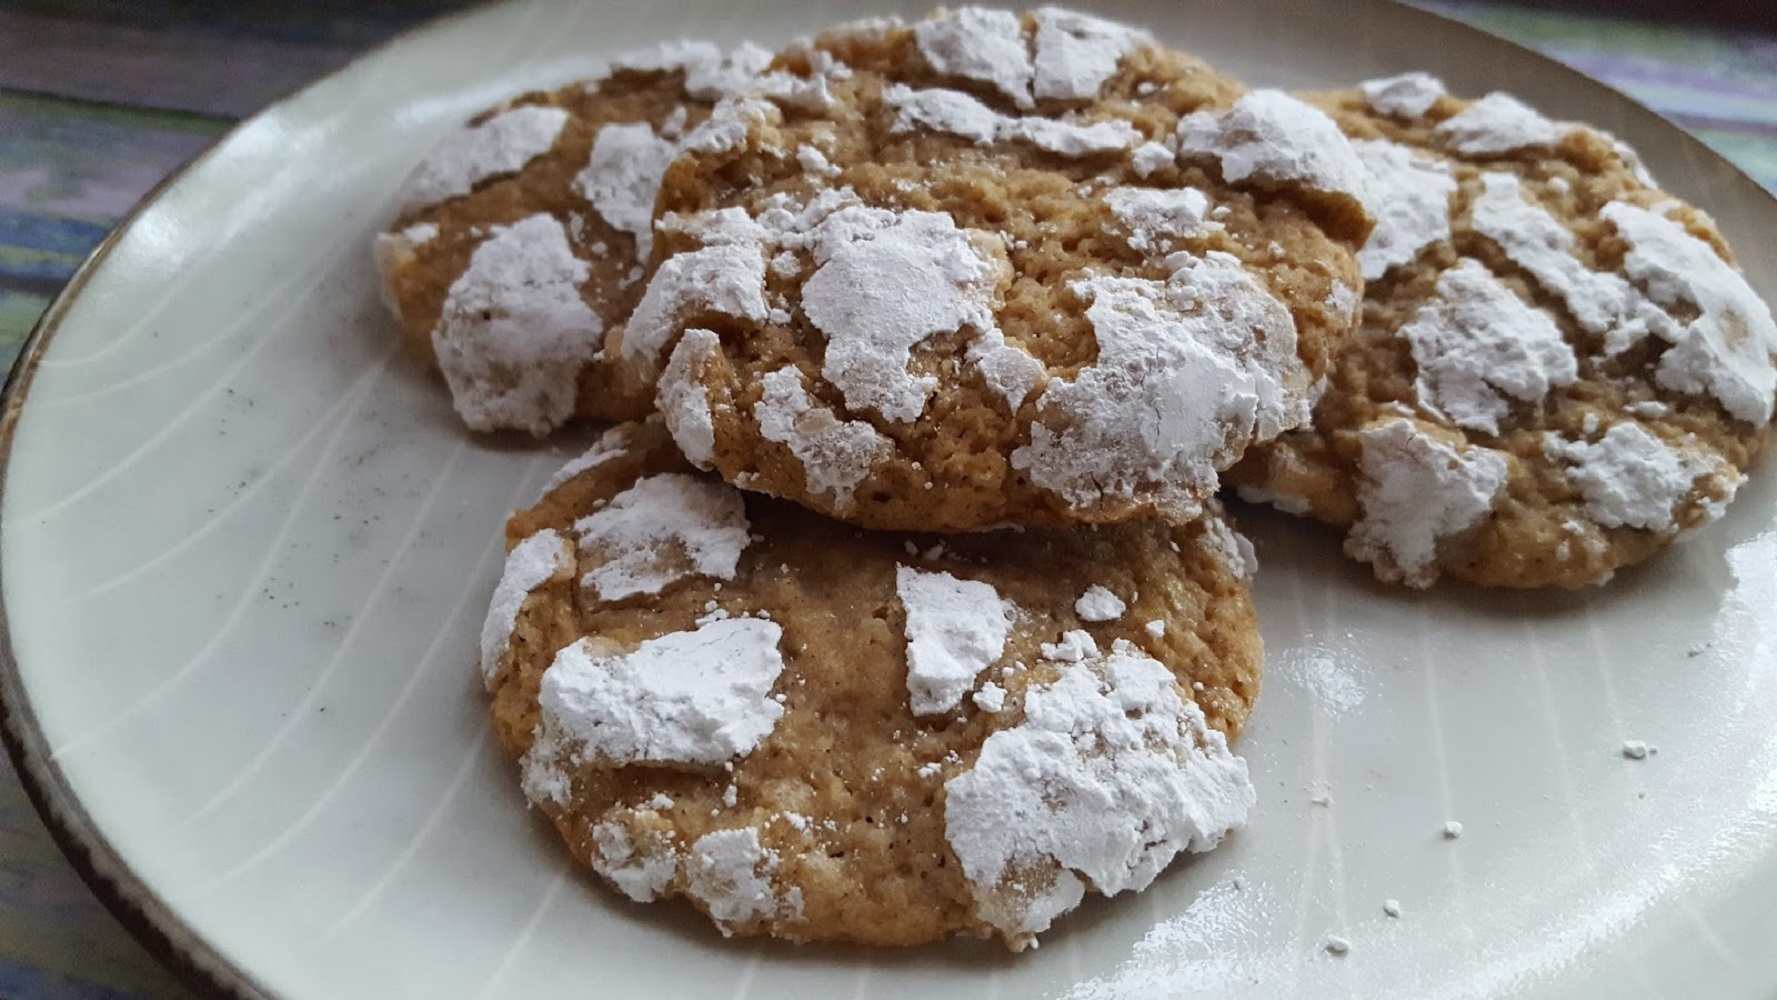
[[372, 42, 776, 435], [627, 7, 1371, 532], [1229, 73, 1777, 588], [481, 419, 1261, 949]]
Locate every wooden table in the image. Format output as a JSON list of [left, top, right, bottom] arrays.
[[1, 2, 1774, 996]]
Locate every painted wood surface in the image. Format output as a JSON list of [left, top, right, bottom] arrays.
[[0, 2, 1773, 996]]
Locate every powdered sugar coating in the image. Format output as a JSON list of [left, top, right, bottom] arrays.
[[883, 84, 1141, 156], [576, 121, 677, 261], [592, 818, 679, 901], [396, 105, 568, 212], [1601, 201, 1777, 425], [535, 617, 786, 767], [1073, 585, 1126, 622], [658, 329, 721, 467], [480, 529, 573, 687], [943, 639, 1254, 947], [575, 472, 750, 602], [1402, 260, 1578, 435], [433, 213, 601, 436], [898, 566, 1015, 716], [1435, 91, 1572, 156], [914, 7, 1034, 107], [802, 206, 1004, 422], [1030, 7, 1151, 101], [1011, 251, 1310, 519], [1348, 419, 1510, 587], [1176, 90, 1370, 206], [1469, 173, 1669, 346], [622, 243, 769, 379], [1199, 515, 1257, 580], [541, 427, 643, 501], [1360, 72, 1446, 119], [755, 366, 894, 511], [685, 828, 804, 932], [1351, 138, 1455, 281], [1545, 423, 1729, 531], [611, 40, 775, 102], [589, 819, 678, 902], [1103, 187, 1222, 253]]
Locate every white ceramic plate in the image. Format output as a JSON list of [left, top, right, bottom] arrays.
[[3, 1, 1776, 997]]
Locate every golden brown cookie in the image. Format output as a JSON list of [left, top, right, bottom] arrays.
[[625, 7, 1371, 532], [1229, 73, 1776, 588], [480, 419, 1262, 950], [372, 42, 774, 434]]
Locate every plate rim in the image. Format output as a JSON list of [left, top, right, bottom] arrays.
[[0, 1, 1771, 996]]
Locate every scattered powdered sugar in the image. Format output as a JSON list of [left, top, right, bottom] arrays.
[[1383, 898, 1403, 918], [537, 425, 632, 500], [1074, 585, 1127, 622], [802, 205, 1003, 423], [1360, 72, 1446, 119], [576, 121, 677, 261], [479, 529, 573, 688], [685, 828, 803, 932], [898, 565, 1015, 716], [396, 104, 568, 211], [658, 329, 721, 467], [1031, 7, 1151, 101], [1442, 820, 1464, 839], [914, 7, 1034, 107], [1469, 173, 1672, 350], [755, 366, 893, 511], [575, 472, 750, 602], [1103, 187, 1222, 252], [622, 242, 769, 379], [1325, 935, 1352, 956], [943, 639, 1254, 948], [1348, 418, 1510, 588], [1544, 423, 1727, 531], [883, 84, 1141, 157], [1351, 138, 1456, 280], [1601, 201, 1777, 425], [1401, 259, 1578, 435], [1011, 251, 1310, 519], [433, 213, 601, 436], [590, 819, 677, 901], [1436, 91, 1573, 156], [1145, 620, 1166, 639], [534, 617, 786, 768], [1176, 90, 1370, 206]]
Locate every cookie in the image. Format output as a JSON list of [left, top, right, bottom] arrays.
[[372, 42, 775, 435], [481, 418, 1262, 949], [624, 7, 1371, 532], [1229, 73, 1777, 588]]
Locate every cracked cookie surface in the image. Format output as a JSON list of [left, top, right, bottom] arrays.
[[481, 419, 1263, 949]]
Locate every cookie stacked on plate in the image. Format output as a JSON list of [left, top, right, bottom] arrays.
[[372, 7, 1777, 950]]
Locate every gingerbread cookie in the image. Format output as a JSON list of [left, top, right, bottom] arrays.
[[373, 42, 774, 434], [623, 7, 1371, 532], [481, 419, 1262, 949], [1229, 73, 1776, 588]]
